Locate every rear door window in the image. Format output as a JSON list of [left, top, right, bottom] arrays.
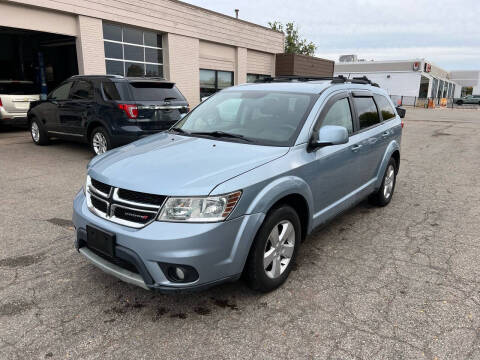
[[128, 82, 185, 101], [50, 82, 73, 100], [374, 95, 396, 121], [70, 80, 94, 100], [353, 97, 380, 130]]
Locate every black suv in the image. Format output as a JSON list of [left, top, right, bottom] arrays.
[[27, 75, 189, 154]]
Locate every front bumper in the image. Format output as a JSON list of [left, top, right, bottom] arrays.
[[72, 190, 265, 292]]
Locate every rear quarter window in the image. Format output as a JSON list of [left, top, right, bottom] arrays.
[[375, 95, 396, 121], [353, 97, 380, 130]]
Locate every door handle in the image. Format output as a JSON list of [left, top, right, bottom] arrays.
[[351, 144, 362, 152], [382, 131, 390, 137]]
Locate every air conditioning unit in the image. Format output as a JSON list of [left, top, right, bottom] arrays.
[[339, 55, 358, 63]]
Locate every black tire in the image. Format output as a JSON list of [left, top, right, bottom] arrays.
[[369, 157, 397, 207], [244, 205, 301, 292], [30, 117, 49, 145], [456, 100, 463, 105], [90, 127, 111, 155]]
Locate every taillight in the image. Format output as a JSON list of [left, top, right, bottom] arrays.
[[118, 104, 138, 119], [401, 120, 404, 128], [0, 97, 3, 107]]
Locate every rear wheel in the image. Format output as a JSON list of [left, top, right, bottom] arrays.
[[30, 118, 49, 145], [244, 205, 301, 292], [369, 157, 397, 207], [90, 127, 111, 155]]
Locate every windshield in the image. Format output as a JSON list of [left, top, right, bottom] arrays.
[[174, 90, 315, 146]]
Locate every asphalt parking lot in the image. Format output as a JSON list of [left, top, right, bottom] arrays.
[[1, 108, 480, 359]]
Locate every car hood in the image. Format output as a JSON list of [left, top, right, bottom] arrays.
[[88, 133, 289, 196]]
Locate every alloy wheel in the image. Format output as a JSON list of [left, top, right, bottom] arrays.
[[92, 132, 107, 155], [31, 121, 40, 143], [263, 220, 295, 279], [383, 164, 395, 199]]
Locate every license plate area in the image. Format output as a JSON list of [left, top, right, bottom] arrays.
[[86, 225, 115, 257]]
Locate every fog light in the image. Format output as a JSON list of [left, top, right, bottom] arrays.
[[158, 262, 199, 283], [175, 267, 185, 280]]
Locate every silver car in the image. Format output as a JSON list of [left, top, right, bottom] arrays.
[[0, 81, 39, 125], [73, 76, 404, 293]]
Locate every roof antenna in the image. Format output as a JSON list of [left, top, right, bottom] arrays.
[[235, 9, 239, 19]]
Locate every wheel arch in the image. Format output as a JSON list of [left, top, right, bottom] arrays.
[[375, 141, 401, 190], [246, 176, 314, 239], [86, 121, 107, 142]]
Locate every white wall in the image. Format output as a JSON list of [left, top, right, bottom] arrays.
[[334, 71, 421, 96]]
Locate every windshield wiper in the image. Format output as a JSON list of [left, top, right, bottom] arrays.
[[169, 127, 189, 135], [190, 131, 251, 142]]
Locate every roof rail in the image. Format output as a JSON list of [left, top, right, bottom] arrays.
[[254, 75, 379, 87], [351, 76, 380, 87], [69, 74, 124, 79]]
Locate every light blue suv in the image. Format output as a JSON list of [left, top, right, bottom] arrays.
[[72, 76, 404, 292]]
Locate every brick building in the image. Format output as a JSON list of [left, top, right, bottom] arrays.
[[0, 0, 284, 105]]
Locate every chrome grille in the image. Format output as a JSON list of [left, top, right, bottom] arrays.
[[86, 176, 166, 228]]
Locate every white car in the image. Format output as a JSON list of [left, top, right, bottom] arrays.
[[0, 81, 40, 126]]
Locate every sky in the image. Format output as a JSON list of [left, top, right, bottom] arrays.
[[184, 0, 480, 70]]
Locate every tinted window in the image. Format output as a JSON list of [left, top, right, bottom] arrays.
[[125, 62, 144, 77], [322, 98, 353, 134], [103, 23, 122, 41], [0, 82, 38, 95], [145, 48, 162, 63], [70, 81, 93, 100], [104, 42, 122, 59], [375, 95, 396, 121], [354, 97, 380, 129], [123, 27, 142, 44], [50, 82, 73, 100], [146, 64, 163, 77], [106, 60, 124, 76], [124, 45, 144, 61], [128, 82, 185, 101], [102, 82, 121, 101], [200, 69, 216, 99], [200, 69, 234, 99], [144, 32, 162, 47], [175, 91, 314, 146], [218, 71, 233, 89]]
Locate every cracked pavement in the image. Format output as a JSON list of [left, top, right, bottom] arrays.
[[1, 108, 479, 359]]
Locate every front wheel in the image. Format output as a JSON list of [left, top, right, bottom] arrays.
[[244, 205, 301, 292], [369, 158, 397, 206], [30, 118, 49, 145], [90, 127, 111, 155]]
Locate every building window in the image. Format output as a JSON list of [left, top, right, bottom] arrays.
[[247, 74, 270, 83], [103, 22, 163, 78], [200, 69, 233, 100]]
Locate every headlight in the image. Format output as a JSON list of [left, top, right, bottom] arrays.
[[158, 191, 242, 222]]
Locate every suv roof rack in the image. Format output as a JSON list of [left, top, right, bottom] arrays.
[[69, 74, 124, 79], [255, 75, 379, 87]]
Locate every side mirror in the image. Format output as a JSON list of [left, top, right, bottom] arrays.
[[309, 125, 349, 150], [396, 106, 406, 119]]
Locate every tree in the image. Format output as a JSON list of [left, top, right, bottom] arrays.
[[268, 21, 317, 56]]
